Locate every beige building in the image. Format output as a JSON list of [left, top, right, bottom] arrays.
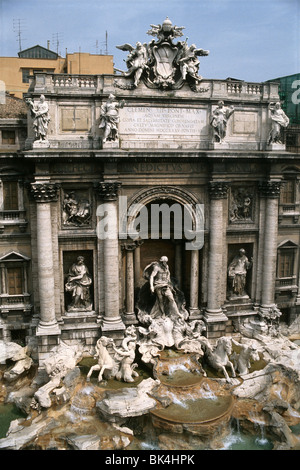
[[0, 44, 114, 98]]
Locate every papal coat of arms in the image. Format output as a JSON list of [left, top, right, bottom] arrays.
[[115, 17, 209, 91]]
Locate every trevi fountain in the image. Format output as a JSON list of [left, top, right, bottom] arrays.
[[0, 255, 299, 452]]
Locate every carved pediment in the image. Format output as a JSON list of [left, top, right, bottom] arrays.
[[0, 251, 30, 262], [277, 240, 298, 249]]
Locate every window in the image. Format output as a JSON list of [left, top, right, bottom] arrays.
[[7, 266, 22, 295], [277, 250, 294, 278], [0, 252, 31, 313], [280, 180, 295, 204], [22, 69, 30, 83], [3, 181, 19, 210], [2, 130, 16, 145]]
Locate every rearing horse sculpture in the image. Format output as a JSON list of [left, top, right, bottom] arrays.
[[204, 336, 236, 383], [86, 336, 117, 382]]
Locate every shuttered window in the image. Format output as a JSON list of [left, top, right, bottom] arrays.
[[3, 181, 18, 210], [7, 267, 23, 295], [280, 180, 295, 204], [2, 130, 16, 145], [277, 250, 294, 278]]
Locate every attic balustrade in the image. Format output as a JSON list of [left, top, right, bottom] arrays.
[[29, 72, 279, 101]]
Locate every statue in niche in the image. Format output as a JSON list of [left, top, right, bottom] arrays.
[[62, 191, 91, 226], [210, 100, 234, 143], [65, 256, 92, 311], [267, 102, 289, 145], [136, 256, 208, 365], [25, 95, 50, 142], [116, 42, 149, 87], [227, 248, 252, 298], [229, 188, 253, 222], [99, 94, 125, 143]]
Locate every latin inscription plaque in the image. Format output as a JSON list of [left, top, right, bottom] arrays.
[[119, 106, 208, 136]]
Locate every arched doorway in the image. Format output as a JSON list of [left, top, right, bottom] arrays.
[[122, 186, 203, 322]]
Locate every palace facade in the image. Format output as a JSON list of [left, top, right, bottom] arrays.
[[0, 19, 299, 365]]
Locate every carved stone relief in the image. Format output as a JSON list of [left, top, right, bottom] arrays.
[[229, 187, 255, 223], [62, 190, 91, 227]]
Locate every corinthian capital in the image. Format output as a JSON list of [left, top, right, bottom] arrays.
[[258, 181, 281, 198], [208, 181, 229, 199], [95, 181, 122, 201], [30, 182, 60, 202]]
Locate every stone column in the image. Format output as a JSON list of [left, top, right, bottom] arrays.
[[134, 244, 141, 289], [122, 241, 138, 325], [259, 181, 281, 313], [0, 263, 7, 294], [30, 182, 60, 336], [189, 249, 201, 320], [96, 181, 125, 336], [204, 182, 228, 334], [174, 242, 182, 288]]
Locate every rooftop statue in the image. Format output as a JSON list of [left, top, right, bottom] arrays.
[[25, 94, 50, 144], [210, 100, 234, 143], [267, 102, 289, 145], [116, 17, 209, 91], [99, 94, 125, 143]]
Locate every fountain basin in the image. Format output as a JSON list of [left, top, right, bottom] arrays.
[[154, 350, 204, 389], [150, 394, 234, 436]]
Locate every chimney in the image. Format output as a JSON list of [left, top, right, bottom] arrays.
[[47, 40, 50, 49]]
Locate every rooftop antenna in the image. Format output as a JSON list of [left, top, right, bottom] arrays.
[[99, 31, 108, 55], [13, 19, 26, 52], [52, 32, 63, 55]]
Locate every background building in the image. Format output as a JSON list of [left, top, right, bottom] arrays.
[[0, 44, 114, 98]]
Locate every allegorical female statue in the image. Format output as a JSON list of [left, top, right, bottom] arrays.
[[26, 94, 50, 142], [210, 100, 234, 143], [65, 256, 92, 311], [228, 248, 252, 298], [99, 94, 125, 143], [268, 102, 289, 145]]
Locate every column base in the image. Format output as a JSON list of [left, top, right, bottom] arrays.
[[203, 309, 228, 339], [188, 307, 202, 321], [204, 308, 228, 322], [36, 320, 61, 336], [122, 312, 138, 325], [258, 303, 282, 320], [101, 316, 126, 335]]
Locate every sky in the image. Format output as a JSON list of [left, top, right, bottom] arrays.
[[0, 0, 299, 83]]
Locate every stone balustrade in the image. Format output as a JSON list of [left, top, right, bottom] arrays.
[[29, 72, 279, 103], [53, 74, 97, 89]]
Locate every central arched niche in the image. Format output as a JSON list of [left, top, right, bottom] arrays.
[[124, 186, 203, 311]]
